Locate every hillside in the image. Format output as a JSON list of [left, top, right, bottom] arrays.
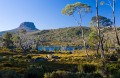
[[1, 22, 119, 46], [27, 26, 120, 46], [27, 26, 91, 46]]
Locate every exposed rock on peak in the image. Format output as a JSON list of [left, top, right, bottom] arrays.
[[18, 22, 39, 31]]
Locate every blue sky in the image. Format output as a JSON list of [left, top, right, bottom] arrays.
[[0, 0, 120, 31]]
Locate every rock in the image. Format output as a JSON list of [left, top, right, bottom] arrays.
[[19, 22, 39, 31]]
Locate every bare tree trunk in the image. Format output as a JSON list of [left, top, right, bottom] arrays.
[[81, 27, 89, 58], [100, 35, 105, 58], [96, 42, 100, 55], [72, 13, 89, 58], [19, 39, 26, 53], [96, 0, 104, 58], [113, 0, 120, 46]]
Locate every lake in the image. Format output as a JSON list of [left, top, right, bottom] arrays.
[[38, 46, 85, 52]]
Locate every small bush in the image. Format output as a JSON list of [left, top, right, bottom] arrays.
[[3, 63, 12, 67], [26, 55, 32, 59], [44, 70, 77, 78], [78, 64, 96, 73], [111, 69, 120, 78], [110, 54, 118, 61], [91, 73, 103, 78], [24, 65, 45, 78], [106, 64, 120, 75], [2, 70, 21, 78], [77, 72, 103, 78]]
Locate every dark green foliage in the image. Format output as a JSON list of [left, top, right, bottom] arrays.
[[3, 63, 12, 67], [0, 70, 21, 78], [24, 65, 45, 78], [44, 70, 77, 78], [106, 64, 120, 75], [110, 54, 118, 61], [78, 64, 96, 73], [26, 55, 32, 59], [111, 69, 120, 78], [115, 47, 120, 54], [117, 27, 120, 30], [90, 15, 113, 27], [2, 32, 14, 49], [77, 72, 103, 78], [91, 73, 103, 78]]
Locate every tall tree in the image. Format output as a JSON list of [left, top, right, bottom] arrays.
[[112, 0, 120, 46], [96, 0, 105, 58], [90, 15, 113, 27], [16, 29, 32, 53], [88, 26, 100, 55], [62, 2, 91, 57], [90, 15, 113, 55], [101, 0, 120, 46]]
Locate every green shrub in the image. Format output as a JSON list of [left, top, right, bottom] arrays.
[[44, 70, 77, 78], [106, 64, 120, 75], [77, 72, 103, 78], [26, 55, 32, 59], [110, 54, 118, 61], [91, 73, 103, 78], [2, 70, 21, 78], [3, 63, 12, 67], [78, 64, 96, 73], [17, 55, 23, 58], [115, 47, 120, 54], [111, 69, 120, 78], [24, 65, 45, 78]]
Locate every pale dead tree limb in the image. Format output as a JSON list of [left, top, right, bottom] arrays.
[[96, 0, 105, 58], [72, 14, 89, 58], [101, 0, 120, 46]]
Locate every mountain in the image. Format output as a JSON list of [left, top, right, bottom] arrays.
[[0, 22, 39, 36], [17, 22, 39, 31], [0, 22, 116, 46]]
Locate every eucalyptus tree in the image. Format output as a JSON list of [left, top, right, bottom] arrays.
[[90, 15, 113, 27], [88, 26, 99, 55], [100, 0, 120, 46], [15, 29, 32, 53], [32, 36, 41, 50], [95, 0, 105, 58], [89, 15, 113, 55], [62, 2, 91, 58], [2, 32, 14, 49]]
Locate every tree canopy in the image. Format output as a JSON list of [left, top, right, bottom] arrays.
[[90, 15, 113, 27], [62, 2, 91, 16]]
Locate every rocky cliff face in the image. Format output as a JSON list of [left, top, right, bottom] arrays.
[[18, 22, 38, 31]]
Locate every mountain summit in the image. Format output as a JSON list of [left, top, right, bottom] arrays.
[[18, 22, 38, 31], [0, 22, 39, 36]]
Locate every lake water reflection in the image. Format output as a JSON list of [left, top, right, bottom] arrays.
[[38, 46, 85, 52]]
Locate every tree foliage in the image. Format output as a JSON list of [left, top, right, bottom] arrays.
[[90, 15, 113, 27], [2, 32, 14, 49], [62, 2, 91, 16]]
